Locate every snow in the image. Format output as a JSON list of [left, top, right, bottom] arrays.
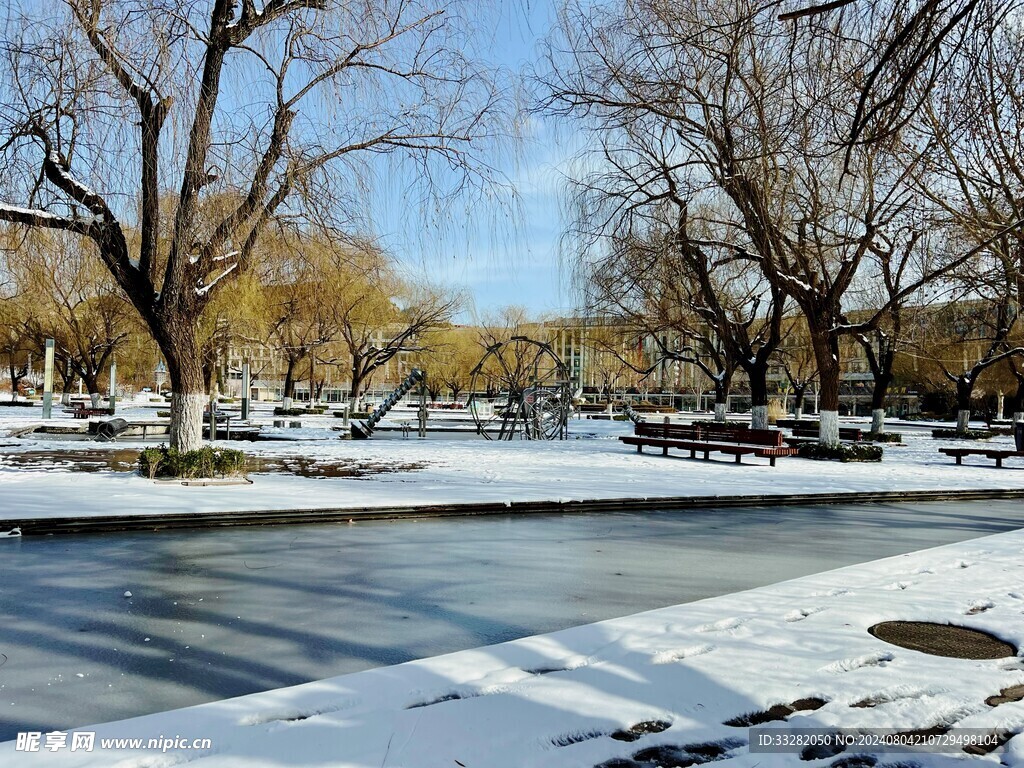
[[195, 263, 238, 295], [4, 527, 1024, 766], [1, 407, 1022, 521], [0, 203, 65, 223]]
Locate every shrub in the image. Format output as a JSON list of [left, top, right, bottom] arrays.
[[866, 432, 903, 443], [798, 443, 883, 462], [139, 445, 248, 479], [157, 410, 171, 418], [0, 400, 36, 407], [274, 406, 326, 416], [931, 428, 994, 440], [691, 419, 747, 428], [766, 399, 786, 424]]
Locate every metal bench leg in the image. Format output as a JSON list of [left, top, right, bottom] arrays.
[[996, 457, 1003, 468], [955, 455, 962, 465], [636, 445, 642, 454], [662, 446, 668, 456], [703, 450, 710, 460], [735, 453, 742, 464], [690, 449, 696, 458], [770, 457, 776, 467]]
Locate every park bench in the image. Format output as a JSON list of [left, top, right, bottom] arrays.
[[938, 447, 1024, 468], [785, 425, 864, 445], [66, 404, 114, 419], [619, 421, 798, 466]]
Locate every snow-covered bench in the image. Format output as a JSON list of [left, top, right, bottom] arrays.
[[620, 423, 798, 467], [938, 447, 1024, 468]]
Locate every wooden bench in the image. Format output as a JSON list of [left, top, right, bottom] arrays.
[[786, 425, 864, 445], [620, 422, 798, 466], [939, 448, 1024, 468], [66, 405, 114, 419]]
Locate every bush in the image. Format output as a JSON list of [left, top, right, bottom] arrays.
[[866, 431, 903, 443], [766, 399, 786, 424], [0, 400, 36, 407], [157, 410, 171, 418], [931, 428, 993, 440], [691, 419, 747, 428], [274, 406, 326, 416], [798, 443, 884, 462], [139, 445, 248, 480]]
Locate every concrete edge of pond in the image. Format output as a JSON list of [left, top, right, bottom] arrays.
[[6, 487, 1024, 536]]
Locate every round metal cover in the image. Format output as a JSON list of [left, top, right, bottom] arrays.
[[868, 621, 1017, 659]]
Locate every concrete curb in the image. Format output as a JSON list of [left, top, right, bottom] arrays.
[[7, 487, 1024, 536]]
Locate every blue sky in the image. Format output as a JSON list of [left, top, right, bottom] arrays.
[[375, 0, 581, 323]]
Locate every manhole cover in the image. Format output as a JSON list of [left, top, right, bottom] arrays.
[[868, 621, 1017, 659]]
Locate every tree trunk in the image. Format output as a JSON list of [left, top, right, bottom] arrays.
[[82, 370, 102, 408], [871, 409, 886, 435], [793, 384, 807, 420], [748, 365, 769, 430], [869, 374, 892, 435], [809, 325, 842, 447], [819, 409, 840, 446], [349, 360, 365, 413], [956, 409, 971, 433], [282, 356, 297, 409], [712, 373, 730, 422], [955, 377, 974, 435], [996, 391, 1004, 421], [162, 330, 206, 453], [8, 361, 24, 401]]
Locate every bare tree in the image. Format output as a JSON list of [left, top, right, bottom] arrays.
[[778, 0, 1022, 156], [542, 0, 1002, 444], [909, 14, 1024, 432], [0, 0, 511, 450]]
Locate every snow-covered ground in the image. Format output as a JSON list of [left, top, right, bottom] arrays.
[[3, 526, 1024, 767], [0, 405, 1021, 522]]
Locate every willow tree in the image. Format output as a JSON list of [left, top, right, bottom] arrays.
[[0, 0, 510, 450]]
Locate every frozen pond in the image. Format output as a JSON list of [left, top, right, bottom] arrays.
[[1, 499, 1023, 739]]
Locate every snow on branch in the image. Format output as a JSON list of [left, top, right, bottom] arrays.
[[195, 263, 239, 296]]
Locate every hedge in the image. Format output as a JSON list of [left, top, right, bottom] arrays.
[[798, 443, 884, 462], [931, 428, 994, 440], [139, 445, 248, 480]]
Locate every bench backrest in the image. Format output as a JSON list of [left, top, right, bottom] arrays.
[[634, 422, 783, 447], [791, 425, 863, 439]]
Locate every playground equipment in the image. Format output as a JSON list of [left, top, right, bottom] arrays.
[[467, 336, 573, 440], [351, 368, 425, 439]]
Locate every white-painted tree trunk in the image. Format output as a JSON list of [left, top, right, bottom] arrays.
[[282, 396, 293, 410], [750, 404, 769, 430], [170, 393, 205, 452], [956, 409, 971, 433], [89, 392, 103, 408], [870, 409, 886, 435], [1015, 411, 1024, 425], [819, 410, 840, 447], [60, 392, 71, 406], [794, 406, 803, 420], [714, 402, 726, 422], [996, 392, 1004, 421]]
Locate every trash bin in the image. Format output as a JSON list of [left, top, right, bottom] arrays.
[[96, 418, 128, 442], [1016, 421, 1024, 452]]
